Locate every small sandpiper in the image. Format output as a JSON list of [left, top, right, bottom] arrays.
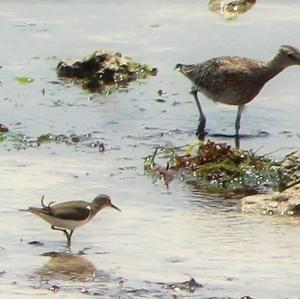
[[21, 194, 121, 245], [176, 45, 300, 138]]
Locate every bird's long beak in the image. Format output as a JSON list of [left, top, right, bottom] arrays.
[[111, 203, 121, 212], [174, 63, 183, 70]]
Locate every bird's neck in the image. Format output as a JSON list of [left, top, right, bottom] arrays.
[[89, 206, 99, 220], [263, 54, 290, 81], [89, 205, 105, 219]]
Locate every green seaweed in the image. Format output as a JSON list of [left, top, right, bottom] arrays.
[[0, 133, 6, 142], [0, 131, 106, 151], [15, 76, 34, 84], [145, 140, 279, 193], [36, 133, 54, 143]]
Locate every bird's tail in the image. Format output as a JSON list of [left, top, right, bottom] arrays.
[[19, 207, 43, 213]]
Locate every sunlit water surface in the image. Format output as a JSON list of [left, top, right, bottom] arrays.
[[0, 1, 299, 298]]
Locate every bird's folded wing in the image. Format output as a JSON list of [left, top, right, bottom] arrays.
[[50, 207, 91, 221]]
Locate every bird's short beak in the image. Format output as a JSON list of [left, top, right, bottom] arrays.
[[111, 203, 121, 212]]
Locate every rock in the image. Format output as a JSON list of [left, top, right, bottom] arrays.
[[0, 124, 8, 132], [57, 50, 157, 92], [278, 151, 300, 191], [165, 278, 203, 293], [209, 0, 256, 20], [242, 151, 300, 216], [241, 183, 300, 216]]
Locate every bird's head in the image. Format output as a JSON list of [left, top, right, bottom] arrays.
[[92, 194, 121, 212], [277, 45, 300, 66], [174, 63, 184, 71]]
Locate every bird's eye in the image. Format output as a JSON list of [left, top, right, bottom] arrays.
[[286, 52, 294, 58]]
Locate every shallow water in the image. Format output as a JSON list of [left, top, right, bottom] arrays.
[[0, 1, 299, 298]]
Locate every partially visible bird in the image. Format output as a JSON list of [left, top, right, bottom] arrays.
[[176, 45, 300, 137], [20, 194, 121, 245]]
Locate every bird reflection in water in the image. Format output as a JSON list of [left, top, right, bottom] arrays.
[[35, 252, 109, 283]]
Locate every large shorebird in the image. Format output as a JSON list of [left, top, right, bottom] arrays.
[[21, 194, 121, 245], [176, 45, 300, 137]]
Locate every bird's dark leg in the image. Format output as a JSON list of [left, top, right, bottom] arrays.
[[235, 105, 244, 136], [190, 88, 206, 139], [190, 88, 206, 123], [66, 230, 74, 246], [51, 225, 67, 234], [196, 121, 206, 140], [234, 105, 244, 149], [51, 225, 72, 245], [235, 135, 240, 150]]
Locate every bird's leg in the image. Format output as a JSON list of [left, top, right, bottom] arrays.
[[66, 230, 74, 246], [190, 88, 206, 139], [190, 88, 206, 124], [196, 121, 206, 140], [235, 135, 240, 150], [51, 225, 72, 244], [51, 225, 67, 234], [235, 105, 244, 137]]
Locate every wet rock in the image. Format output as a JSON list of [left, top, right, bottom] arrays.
[[209, 0, 256, 20], [155, 98, 166, 103], [278, 151, 300, 191], [80, 288, 103, 295], [164, 278, 203, 293], [0, 124, 8, 132], [241, 151, 300, 216], [49, 285, 60, 293], [126, 288, 153, 296], [98, 142, 105, 152], [157, 89, 166, 96], [241, 183, 300, 216], [41, 251, 61, 257], [57, 50, 157, 93], [28, 240, 44, 246]]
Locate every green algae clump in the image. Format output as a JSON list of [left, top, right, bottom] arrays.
[[144, 140, 279, 193], [15, 76, 34, 84], [0, 131, 106, 151], [57, 50, 157, 93]]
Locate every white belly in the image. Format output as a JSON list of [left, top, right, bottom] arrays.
[[36, 213, 91, 230]]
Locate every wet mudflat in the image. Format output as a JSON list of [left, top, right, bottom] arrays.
[[0, 1, 300, 298]]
